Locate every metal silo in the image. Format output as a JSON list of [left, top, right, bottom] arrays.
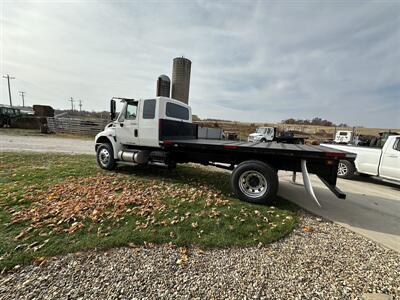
[[156, 74, 171, 97], [171, 57, 191, 104]]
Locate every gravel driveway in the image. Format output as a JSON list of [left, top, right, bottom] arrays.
[[1, 213, 399, 299], [0, 132, 94, 155]]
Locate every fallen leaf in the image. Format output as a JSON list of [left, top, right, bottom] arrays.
[[191, 222, 198, 228], [176, 254, 189, 265], [33, 256, 46, 265], [15, 226, 33, 240]]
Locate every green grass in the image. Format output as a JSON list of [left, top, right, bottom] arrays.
[[0, 152, 299, 269]]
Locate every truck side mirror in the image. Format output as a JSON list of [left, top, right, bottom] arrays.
[[110, 99, 116, 120]]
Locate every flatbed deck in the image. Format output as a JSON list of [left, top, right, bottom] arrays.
[[164, 139, 355, 160]]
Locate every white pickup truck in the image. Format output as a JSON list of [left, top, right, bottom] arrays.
[[322, 135, 400, 184]]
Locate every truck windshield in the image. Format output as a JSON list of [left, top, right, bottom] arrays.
[[256, 128, 266, 134]]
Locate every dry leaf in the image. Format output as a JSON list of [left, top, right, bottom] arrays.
[[33, 256, 46, 265], [191, 222, 198, 228], [176, 254, 188, 265]]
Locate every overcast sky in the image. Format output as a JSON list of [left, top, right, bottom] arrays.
[[1, 0, 399, 127]]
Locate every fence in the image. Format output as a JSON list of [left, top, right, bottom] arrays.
[[47, 117, 109, 136]]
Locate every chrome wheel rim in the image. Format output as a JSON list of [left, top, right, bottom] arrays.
[[239, 170, 268, 198], [338, 162, 348, 176], [99, 148, 110, 166]]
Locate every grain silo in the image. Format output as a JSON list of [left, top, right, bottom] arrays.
[[156, 74, 171, 97], [171, 57, 191, 104]]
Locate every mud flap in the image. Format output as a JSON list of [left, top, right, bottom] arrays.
[[301, 159, 322, 207]]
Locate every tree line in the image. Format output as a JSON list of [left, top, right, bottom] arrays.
[[282, 117, 348, 127]]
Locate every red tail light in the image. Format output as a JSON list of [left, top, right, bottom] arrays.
[[223, 145, 238, 149], [325, 152, 346, 158]]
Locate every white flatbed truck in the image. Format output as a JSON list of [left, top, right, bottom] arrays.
[[95, 97, 354, 205], [248, 127, 305, 144]]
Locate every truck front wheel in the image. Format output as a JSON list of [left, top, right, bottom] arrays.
[[96, 143, 116, 170], [230, 160, 278, 204], [337, 160, 355, 179]]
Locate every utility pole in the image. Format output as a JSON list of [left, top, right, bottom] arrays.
[[3, 74, 15, 106], [18, 91, 26, 107], [78, 100, 82, 114], [69, 97, 74, 111]]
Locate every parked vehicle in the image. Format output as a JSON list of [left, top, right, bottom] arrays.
[[331, 130, 398, 147], [0, 105, 22, 127], [368, 131, 399, 148], [322, 135, 400, 184], [248, 127, 305, 144], [334, 130, 353, 144], [94, 96, 353, 205]]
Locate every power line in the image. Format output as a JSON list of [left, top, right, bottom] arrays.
[[18, 91, 26, 107], [69, 97, 75, 111], [3, 74, 15, 106]]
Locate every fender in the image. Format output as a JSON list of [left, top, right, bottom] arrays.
[[95, 125, 121, 159]]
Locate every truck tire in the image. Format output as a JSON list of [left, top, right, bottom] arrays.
[[260, 138, 267, 143], [96, 143, 116, 170], [230, 160, 278, 204], [337, 160, 355, 179]]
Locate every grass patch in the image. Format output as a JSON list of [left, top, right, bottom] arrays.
[[0, 152, 298, 269]]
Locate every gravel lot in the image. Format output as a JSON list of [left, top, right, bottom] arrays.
[[1, 212, 399, 300]]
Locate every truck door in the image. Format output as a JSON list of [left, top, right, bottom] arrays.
[[379, 137, 400, 181], [265, 128, 274, 141], [115, 101, 140, 145]]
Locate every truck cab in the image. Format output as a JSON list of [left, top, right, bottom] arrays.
[[248, 127, 275, 142], [95, 97, 195, 168], [115, 97, 192, 147], [248, 126, 305, 144]]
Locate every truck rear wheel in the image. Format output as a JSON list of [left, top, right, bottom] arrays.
[[96, 143, 116, 170], [337, 160, 355, 179], [230, 160, 278, 204]]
